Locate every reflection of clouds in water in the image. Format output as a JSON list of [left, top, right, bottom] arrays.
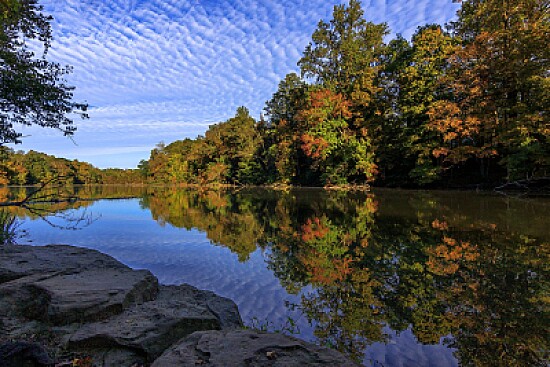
[[366, 328, 458, 367], [19, 0, 459, 168]]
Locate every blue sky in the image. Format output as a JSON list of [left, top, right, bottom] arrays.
[[15, 0, 461, 169]]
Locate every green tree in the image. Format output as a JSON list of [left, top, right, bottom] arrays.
[[264, 73, 308, 184], [399, 25, 459, 184], [296, 88, 375, 185], [204, 107, 262, 184], [297, 0, 388, 183], [370, 35, 412, 184], [298, 0, 388, 103], [264, 73, 307, 126], [0, 0, 88, 145]]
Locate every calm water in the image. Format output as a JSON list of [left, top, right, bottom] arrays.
[[3, 186, 549, 366]]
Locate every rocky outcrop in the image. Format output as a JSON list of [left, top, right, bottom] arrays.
[[0, 245, 242, 365], [68, 284, 241, 360], [0, 245, 358, 366]]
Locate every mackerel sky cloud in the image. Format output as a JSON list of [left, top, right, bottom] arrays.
[[17, 0, 460, 168]]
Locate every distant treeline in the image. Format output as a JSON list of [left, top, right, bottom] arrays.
[[138, 0, 548, 188], [0, 147, 142, 185]]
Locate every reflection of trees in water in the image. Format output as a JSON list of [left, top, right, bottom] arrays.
[[143, 188, 548, 366], [425, 225, 548, 366], [8, 186, 545, 365], [143, 189, 265, 261], [1, 185, 150, 235], [1, 185, 148, 206]]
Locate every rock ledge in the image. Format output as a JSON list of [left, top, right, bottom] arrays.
[[0, 245, 358, 366]]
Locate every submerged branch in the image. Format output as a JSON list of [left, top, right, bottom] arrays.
[[0, 176, 99, 230]]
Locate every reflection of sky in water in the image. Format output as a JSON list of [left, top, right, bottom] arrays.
[[22, 199, 458, 367]]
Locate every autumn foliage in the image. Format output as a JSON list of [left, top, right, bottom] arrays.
[[131, 0, 548, 188]]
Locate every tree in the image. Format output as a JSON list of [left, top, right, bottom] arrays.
[[264, 73, 307, 184], [298, 0, 388, 102], [429, 0, 549, 181], [0, 0, 88, 145], [296, 88, 376, 185], [399, 25, 459, 184], [204, 106, 262, 184], [264, 73, 307, 127]]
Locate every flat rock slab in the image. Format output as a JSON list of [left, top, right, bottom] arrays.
[[0, 244, 127, 283], [36, 268, 158, 324], [152, 330, 360, 367], [0, 245, 158, 325], [69, 284, 242, 360]]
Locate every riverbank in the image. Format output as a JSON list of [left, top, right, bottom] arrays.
[[4, 176, 550, 194], [0, 244, 358, 366]]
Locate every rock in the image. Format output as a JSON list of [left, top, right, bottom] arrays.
[[0, 245, 357, 367], [0, 342, 54, 367], [152, 330, 360, 367], [0, 245, 157, 325], [69, 284, 242, 360], [36, 268, 158, 324], [0, 245, 243, 366], [0, 260, 158, 325], [0, 245, 127, 283]]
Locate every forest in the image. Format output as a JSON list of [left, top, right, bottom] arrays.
[[0, 147, 143, 185], [138, 0, 549, 188], [1, 0, 548, 189]]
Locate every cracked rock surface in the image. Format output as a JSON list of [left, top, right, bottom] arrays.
[[0, 245, 241, 366], [68, 284, 241, 360], [152, 329, 359, 366], [0, 245, 358, 366]]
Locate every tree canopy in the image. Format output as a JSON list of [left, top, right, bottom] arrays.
[[0, 0, 87, 145]]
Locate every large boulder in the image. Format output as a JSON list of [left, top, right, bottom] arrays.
[[152, 329, 360, 367], [0, 245, 159, 327]]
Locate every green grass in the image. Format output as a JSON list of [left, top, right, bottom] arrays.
[[0, 210, 23, 245]]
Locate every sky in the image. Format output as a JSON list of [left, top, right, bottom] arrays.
[[15, 0, 461, 169]]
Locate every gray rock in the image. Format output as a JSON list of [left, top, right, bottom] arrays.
[[0, 245, 243, 366], [0, 244, 158, 324], [152, 330, 360, 367], [69, 284, 242, 360], [0, 244, 127, 283], [40, 268, 158, 324], [0, 250, 158, 325]]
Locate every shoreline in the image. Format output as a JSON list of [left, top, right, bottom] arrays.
[[3, 176, 549, 193]]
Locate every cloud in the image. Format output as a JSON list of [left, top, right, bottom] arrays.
[[18, 0, 459, 168]]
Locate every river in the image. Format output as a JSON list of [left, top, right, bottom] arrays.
[[4, 186, 548, 366]]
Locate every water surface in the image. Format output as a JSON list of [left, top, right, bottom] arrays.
[[4, 186, 548, 366]]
